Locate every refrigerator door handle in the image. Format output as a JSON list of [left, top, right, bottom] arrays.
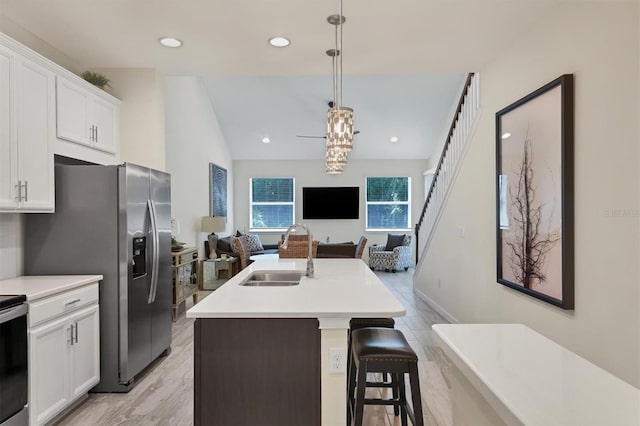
[[148, 199, 160, 304]]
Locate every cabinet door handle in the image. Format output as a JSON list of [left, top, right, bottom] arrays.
[[95, 126, 98, 143], [68, 325, 74, 346], [65, 298, 81, 307], [15, 180, 22, 201], [23, 181, 27, 202], [74, 321, 79, 344]]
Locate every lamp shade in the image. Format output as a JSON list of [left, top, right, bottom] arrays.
[[201, 216, 226, 233]]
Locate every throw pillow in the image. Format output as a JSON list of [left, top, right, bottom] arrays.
[[217, 237, 233, 254], [384, 233, 406, 251], [245, 233, 264, 252]]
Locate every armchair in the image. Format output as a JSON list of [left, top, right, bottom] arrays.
[[278, 240, 319, 258], [368, 234, 412, 272]]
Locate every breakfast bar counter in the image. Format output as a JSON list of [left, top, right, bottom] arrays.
[[433, 324, 640, 426], [187, 258, 405, 426]]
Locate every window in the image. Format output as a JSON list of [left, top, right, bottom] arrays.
[[250, 178, 295, 231], [366, 177, 411, 230]]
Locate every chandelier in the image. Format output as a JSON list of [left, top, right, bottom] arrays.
[[325, 0, 354, 174]]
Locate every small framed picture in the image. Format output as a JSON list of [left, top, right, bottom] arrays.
[[210, 163, 227, 217]]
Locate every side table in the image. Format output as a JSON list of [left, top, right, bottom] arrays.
[[171, 246, 199, 321], [202, 257, 239, 290]]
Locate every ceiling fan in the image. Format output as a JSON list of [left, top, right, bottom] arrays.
[[296, 102, 360, 139], [296, 130, 360, 139]]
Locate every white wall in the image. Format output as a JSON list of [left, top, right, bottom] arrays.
[[92, 68, 166, 171], [165, 76, 233, 257], [234, 159, 426, 260], [415, 2, 640, 387], [0, 16, 82, 74]]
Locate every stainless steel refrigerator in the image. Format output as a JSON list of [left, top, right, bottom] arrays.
[[24, 163, 172, 392]]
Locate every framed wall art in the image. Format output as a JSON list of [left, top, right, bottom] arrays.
[[495, 74, 574, 309], [210, 163, 227, 217]]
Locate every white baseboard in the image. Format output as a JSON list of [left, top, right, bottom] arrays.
[[413, 287, 459, 324]]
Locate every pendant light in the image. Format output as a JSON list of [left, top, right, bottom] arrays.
[[325, 0, 354, 174]]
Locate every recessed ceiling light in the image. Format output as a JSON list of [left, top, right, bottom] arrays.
[[262, 137, 271, 144], [268, 37, 290, 48], [390, 136, 399, 143], [502, 132, 511, 139], [159, 37, 182, 48]]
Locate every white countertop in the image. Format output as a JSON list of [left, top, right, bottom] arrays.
[[433, 324, 640, 426], [0, 275, 103, 301], [187, 258, 405, 319]]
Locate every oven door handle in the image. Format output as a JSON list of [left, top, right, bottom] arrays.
[[0, 304, 28, 324]]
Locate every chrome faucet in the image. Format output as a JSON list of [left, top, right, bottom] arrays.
[[282, 223, 314, 278]]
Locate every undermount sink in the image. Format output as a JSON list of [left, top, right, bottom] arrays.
[[239, 271, 304, 287]]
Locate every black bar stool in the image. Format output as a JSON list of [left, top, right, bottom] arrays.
[[347, 318, 397, 424], [348, 327, 424, 426]]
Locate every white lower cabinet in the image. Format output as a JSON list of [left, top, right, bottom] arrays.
[[69, 305, 100, 397], [28, 284, 100, 426]]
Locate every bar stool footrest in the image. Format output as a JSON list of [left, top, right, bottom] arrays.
[[364, 398, 400, 406]]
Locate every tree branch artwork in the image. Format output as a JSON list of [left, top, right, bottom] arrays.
[[495, 74, 574, 308], [505, 134, 560, 289]]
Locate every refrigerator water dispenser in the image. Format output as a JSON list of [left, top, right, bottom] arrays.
[[132, 237, 147, 278]]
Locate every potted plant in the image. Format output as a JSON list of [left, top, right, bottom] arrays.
[[81, 71, 110, 90]]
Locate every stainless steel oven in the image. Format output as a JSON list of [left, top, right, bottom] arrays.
[[0, 295, 28, 426]]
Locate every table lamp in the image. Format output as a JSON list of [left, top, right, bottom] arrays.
[[201, 216, 226, 259]]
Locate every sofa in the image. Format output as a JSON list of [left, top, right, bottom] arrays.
[[316, 236, 367, 259], [204, 234, 278, 259]]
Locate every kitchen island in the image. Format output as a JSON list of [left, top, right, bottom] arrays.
[[187, 258, 405, 426]]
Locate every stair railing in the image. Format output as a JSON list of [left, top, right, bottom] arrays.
[[414, 73, 480, 265]]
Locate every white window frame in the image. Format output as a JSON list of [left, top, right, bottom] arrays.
[[249, 177, 295, 232], [365, 176, 412, 232]]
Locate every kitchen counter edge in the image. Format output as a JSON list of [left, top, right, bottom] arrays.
[[0, 275, 104, 301]]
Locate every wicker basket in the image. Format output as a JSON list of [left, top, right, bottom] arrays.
[[278, 240, 319, 258]]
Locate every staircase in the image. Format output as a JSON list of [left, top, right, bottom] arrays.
[[414, 73, 480, 270]]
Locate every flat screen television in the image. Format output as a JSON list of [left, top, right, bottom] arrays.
[[302, 187, 359, 219]]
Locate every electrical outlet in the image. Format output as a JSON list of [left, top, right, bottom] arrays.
[[329, 348, 346, 373]]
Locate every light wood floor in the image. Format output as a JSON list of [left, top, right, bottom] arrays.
[[57, 269, 452, 426]]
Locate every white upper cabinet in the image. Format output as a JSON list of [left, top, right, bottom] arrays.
[[56, 77, 90, 145], [0, 42, 55, 212], [18, 58, 56, 210], [56, 76, 119, 156], [0, 32, 120, 169], [0, 45, 16, 209], [89, 94, 118, 154]]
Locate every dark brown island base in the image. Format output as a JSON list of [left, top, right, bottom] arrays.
[[194, 318, 321, 426]]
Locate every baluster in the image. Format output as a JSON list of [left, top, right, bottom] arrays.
[[464, 101, 469, 135]]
